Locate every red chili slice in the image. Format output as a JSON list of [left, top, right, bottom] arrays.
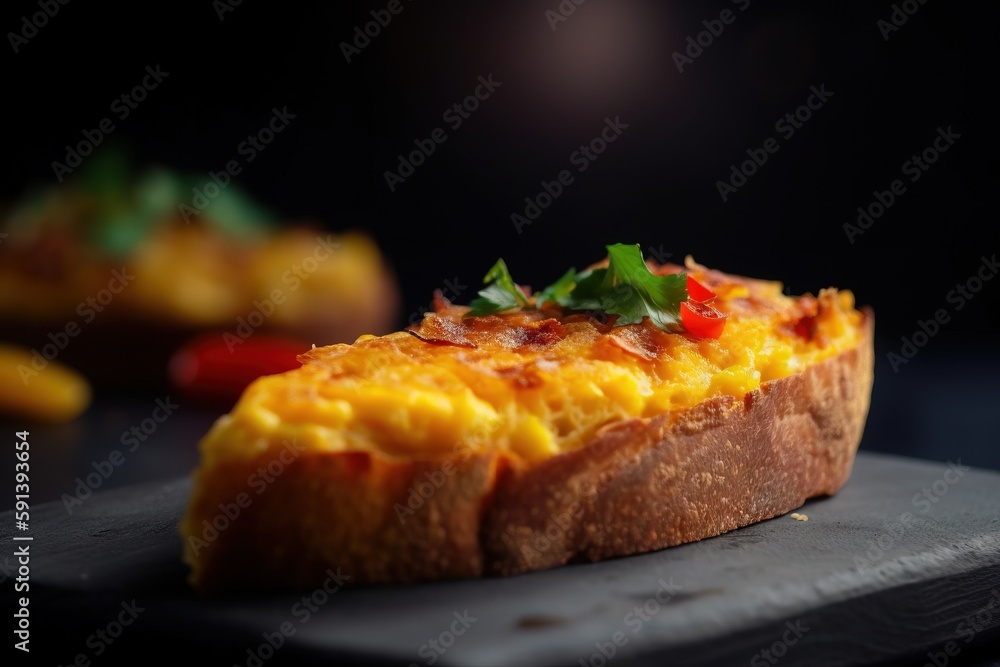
[[169, 334, 310, 405], [681, 300, 727, 339], [686, 275, 717, 303]]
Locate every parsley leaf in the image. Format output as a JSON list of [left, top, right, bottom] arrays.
[[465, 244, 689, 332], [550, 267, 608, 310], [467, 259, 528, 315], [604, 243, 687, 331], [539, 244, 687, 331], [535, 268, 576, 308]]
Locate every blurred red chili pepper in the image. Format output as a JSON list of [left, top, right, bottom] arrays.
[[169, 334, 309, 405]]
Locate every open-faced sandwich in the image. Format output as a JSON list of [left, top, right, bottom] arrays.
[[181, 244, 874, 591], [0, 149, 398, 393]]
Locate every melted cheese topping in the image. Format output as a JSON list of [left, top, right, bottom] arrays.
[[200, 266, 864, 465]]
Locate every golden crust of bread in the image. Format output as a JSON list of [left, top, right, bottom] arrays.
[[182, 309, 873, 591]]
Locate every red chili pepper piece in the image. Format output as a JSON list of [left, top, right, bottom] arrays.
[[681, 300, 727, 339], [686, 275, 717, 303], [169, 334, 309, 404]]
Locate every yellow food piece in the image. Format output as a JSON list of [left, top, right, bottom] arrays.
[[0, 226, 391, 329], [199, 265, 865, 467], [126, 227, 388, 326], [0, 344, 92, 422]]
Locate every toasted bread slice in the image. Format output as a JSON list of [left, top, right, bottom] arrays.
[[180, 261, 873, 590]]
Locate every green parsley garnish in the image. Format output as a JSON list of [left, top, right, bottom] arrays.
[[466, 243, 689, 332], [467, 259, 529, 315], [534, 268, 576, 308]]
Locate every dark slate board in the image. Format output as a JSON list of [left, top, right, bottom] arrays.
[[4, 452, 1000, 666]]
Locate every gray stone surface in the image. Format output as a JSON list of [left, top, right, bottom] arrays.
[[3, 451, 999, 666]]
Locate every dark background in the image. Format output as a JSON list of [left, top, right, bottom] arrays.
[[2, 0, 998, 503], [3, 4, 1000, 667]]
